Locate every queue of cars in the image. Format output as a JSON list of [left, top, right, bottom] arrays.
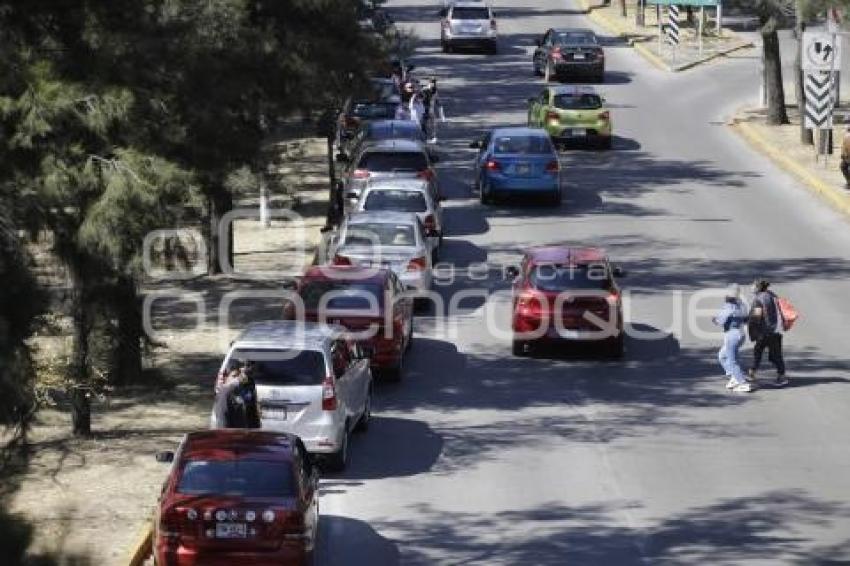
[[150, 5, 622, 563]]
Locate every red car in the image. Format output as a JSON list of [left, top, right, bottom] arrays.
[[153, 430, 319, 566], [509, 246, 625, 358], [283, 266, 414, 380]]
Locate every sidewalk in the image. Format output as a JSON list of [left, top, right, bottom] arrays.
[[579, 0, 753, 72], [731, 106, 850, 218]]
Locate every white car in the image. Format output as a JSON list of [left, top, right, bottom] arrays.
[[440, 1, 497, 54], [329, 211, 434, 295], [354, 178, 444, 263], [210, 321, 372, 471]]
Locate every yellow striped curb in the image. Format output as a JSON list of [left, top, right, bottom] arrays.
[[126, 519, 153, 566], [578, 0, 752, 72], [731, 119, 850, 218]]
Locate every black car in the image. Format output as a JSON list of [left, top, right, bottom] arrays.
[[532, 28, 604, 83]]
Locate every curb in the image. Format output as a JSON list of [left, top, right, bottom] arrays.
[[126, 520, 153, 566], [731, 119, 850, 218], [579, 0, 753, 72]]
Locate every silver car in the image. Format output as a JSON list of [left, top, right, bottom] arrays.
[[210, 321, 372, 471], [440, 1, 498, 54], [354, 178, 444, 262], [329, 211, 434, 294]]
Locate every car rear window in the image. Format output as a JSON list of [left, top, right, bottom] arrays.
[[300, 281, 384, 310], [358, 151, 428, 172], [530, 264, 611, 292], [369, 123, 422, 141], [344, 223, 416, 247], [370, 80, 399, 100], [553, 94, 602, 110], [493, 135, 553, 155], [226, 348, 327, 386], [364, 190, 428, 213], [451, 7, 490, 19], [177, 460, 295, 497], [351, 102, 399, 119], [555, 32, 597, 45]]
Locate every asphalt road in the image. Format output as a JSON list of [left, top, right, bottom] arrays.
[[316, 1, 850, 564]]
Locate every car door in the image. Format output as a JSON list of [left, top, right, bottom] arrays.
[[294, 439, 319, 551], [346, 339, 370, 417]]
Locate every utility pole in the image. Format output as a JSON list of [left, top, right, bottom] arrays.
[[796, 0, 813, 144]]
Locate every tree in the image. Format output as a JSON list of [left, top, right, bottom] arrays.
[[756, 1, 791, 124]]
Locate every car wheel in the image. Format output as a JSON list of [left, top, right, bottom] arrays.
[[548, 191, 561, 207], [533, 59, 541, 76], [405, 318, 414, 351], [599, 136, 613, 150], [383, 351, 404, 382], [607, 335, 625, 359], [488, 40, 498, 54], [480, 182, 492, 204], [596, 71, 605, 83], [355, 388, 371, 433], [445, 42, 453, 53], [512, 339, 530, 357], [327, 428, 349, 471]]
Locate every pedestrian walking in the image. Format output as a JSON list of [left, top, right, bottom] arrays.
[[747, 279, 789, 387], [840, 125, 850, 188], [713, 284, 753, 393], [421, 77, 446, 143]]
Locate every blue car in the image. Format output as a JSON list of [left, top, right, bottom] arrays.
[[471, 127, 562, 206]]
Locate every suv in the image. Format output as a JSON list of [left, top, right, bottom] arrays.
[[508, 247, 626, 358], [440, 1, 498, 54], [338, 139, 439, 211], [153, 430, 318, 566], [210, 321, 372, 470], [283, 266, 414, 380]]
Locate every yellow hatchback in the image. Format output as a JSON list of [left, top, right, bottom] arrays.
[[527, 85, 612, 150]]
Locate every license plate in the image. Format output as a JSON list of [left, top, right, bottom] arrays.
[[569, 129, 586, 137], [216, 522, 247, 539], [515, 164, 530, 175], [573, 53, 586, 60], [263, 408, 287, 420]]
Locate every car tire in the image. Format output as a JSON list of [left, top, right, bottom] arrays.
[[355, 388, 371, 433], [607, 335, 625, 359], [487, 40, 498, 54], [533, 59, 542, 76], [547, 191, 561, 207], [405, 318, 414, 351], [480, 183, 493, 205], [599, 137, 613, 150], [383, 351, 404, 382], [512, 339, 531, 356], [596, 71, 605, 83], [445, 42, 453, 53], [327, 428, 349, 471]]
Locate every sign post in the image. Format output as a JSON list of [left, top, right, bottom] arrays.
[[802, 31, 841, 158]]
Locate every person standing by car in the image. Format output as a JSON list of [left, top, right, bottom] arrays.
[[747, 279, 789, 387], [212, 360, 261, 428], [421, 78, 446, 143], [840, 125, 850, 188], [713, 285, 753, 393]]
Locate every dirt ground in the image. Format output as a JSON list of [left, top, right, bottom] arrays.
[[4, 138, 330, 566]]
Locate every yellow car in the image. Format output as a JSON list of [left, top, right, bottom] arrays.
[[527, 85, 612, 150]]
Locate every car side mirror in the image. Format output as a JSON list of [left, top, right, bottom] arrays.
[[156, 451, 174, 463], [505, 266, 520, 279], [469, 140, 482, 149], [613, 266, 626, 278]]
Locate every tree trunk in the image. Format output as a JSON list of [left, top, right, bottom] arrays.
[[762, 18, 789, 125], [207, 191, 234, 275], [70, 272, 91, 436], [795, 11, 813, 144], [325, 136, 342, 228], [112, 275, 142, 385]]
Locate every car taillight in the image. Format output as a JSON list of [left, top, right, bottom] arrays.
[[406, 256, 427, 271], [545, 160, 560, 174], [516, 293, 544, 316], [545, 111, 560, 123], [607, 292, 620, 305], [417, 168, 435, 180], [423, 214, 436, 232], [352, 168, 370, 180], [598, 111, 610, 121], [551, 47, 562, 60], [160, 507, 197, 541], [485, 159, 501, 171], [332, 254, 351, 266], [322, 376, 337, 411]]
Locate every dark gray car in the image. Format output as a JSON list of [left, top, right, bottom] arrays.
[[532, 28, 604, 83]]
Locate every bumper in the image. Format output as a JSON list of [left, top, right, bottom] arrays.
[[155, 544, 310, 566], [554, 61, 603, 76], [488, 175, 559, 196], [513, 319, 622, 343], [364, 337, 403, 369], [550, 128, 612, 144], [443, 32, 497, 47], [258, 415, 344, 455]]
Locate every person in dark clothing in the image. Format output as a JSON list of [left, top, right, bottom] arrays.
[[747, 279, 789, 387], [211, 361, 261, 428]]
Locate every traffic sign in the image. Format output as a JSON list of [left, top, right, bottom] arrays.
[[666, 5, 680, 47], [804, 71, 835, 129], [802, 32, 841, 72]]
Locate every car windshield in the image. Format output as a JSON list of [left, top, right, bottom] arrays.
[[364, 190, 428, 213], [452, 7, 490, 19], [226, 348, 327, 386], [177, 460, 295, 497], [351, 102, 399, 119], [553, 94, 602, 110], [493, 135, 552, 155], [344, 223, 416, 246], [300, 280, 384, 310], [358, 151, 428, 172], [555, 32, 597, 45], [529, 263, 611, 292]]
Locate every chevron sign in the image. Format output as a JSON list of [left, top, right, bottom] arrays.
[[666, 5, 680, 46], [804, 72, 835, 129]]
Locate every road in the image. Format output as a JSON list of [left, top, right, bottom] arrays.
[[316, 1, 850, 564]]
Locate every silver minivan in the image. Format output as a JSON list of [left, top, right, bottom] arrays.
[[210, 321, 372, 471], [440, 1, 498, 53]]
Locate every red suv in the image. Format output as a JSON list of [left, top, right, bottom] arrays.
[[283, 266, 414, 380], [509, 247, 625, 358], [153, 430, 319, 566]]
